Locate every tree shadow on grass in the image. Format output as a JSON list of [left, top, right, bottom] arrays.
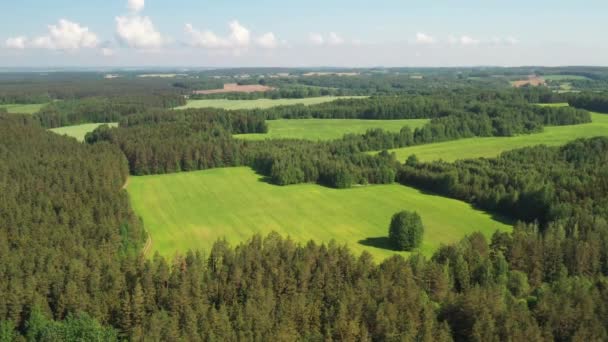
[[358, 237, 400, 251]]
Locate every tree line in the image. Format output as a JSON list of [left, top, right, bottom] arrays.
[[568, 92, 608, 113], [34, 95, 187, 128], [85, 102, 589, 189]]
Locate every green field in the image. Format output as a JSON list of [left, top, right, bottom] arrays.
[[543, 74, 591, 81], [50, 123, 118, 141], [176, 96, 366, 110], [383, 111, 608, 162], [0, 103, 47, 114], [128, 167, 510, 260], [235, 119, 429, 141]]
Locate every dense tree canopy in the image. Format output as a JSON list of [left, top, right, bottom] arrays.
[[389, 211, 424, 251], [2, 68, 608, 340]]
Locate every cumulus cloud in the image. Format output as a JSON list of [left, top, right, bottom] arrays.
[[101, 47, 115, 56], [185, 21, 281, 50], [228, 20, 250, 47], [328, 32, 344, 45], [185, 24, 229, 48], [256, 32, 278, 49], [26, 19, 98, 50], [116, 15, 163, 49], [505, 36, 519, 45], [415, 32, 436, 45], [309, 33, 324, 45], [5, 36, 27, 49], [310, 32, 354, 46], [460, 35, 480, 46], [128, 0, 145, 12]]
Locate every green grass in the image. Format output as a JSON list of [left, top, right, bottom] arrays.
[[383, 111, 608, 162], [176, 96, 366, 110], [235, 119, 429, 141], [0, 103, 47, 114], [128, 167, 511, 261], [50, 123, 118, 142], [543, 74, 591, 81]]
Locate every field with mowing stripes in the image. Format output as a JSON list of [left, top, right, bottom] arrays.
[[384, 111, 608, 162], [235, 118, 429, 141], [176, 96, 366, 110], [128, 167, 510, 260], [50, 123, 118, 141]]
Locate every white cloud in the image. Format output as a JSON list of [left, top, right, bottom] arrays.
[[101, 48, 115, 56], [460, 35, 480, 46], [448, 34, 458, 45], [256, 32, 278, 49], [116, 15, 163, 49], [505, 36, 519, 45], [228, 20, 250, 47], [28, 19, 98, 50], [328, 32, 344, 45], [185, 24, 229, 48], [309, 33, 324, 45], [416, 32, 436, 45], [5, 36, 27, 49], [186, 21, 266, 50], [128, 0, 145, 13]]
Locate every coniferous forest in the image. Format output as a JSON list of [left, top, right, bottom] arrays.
[[1, 67, 608, 341]]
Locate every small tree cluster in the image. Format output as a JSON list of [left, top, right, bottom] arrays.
[[388, 210, 424, 251]]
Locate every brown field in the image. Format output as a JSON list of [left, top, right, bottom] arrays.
[[193, 83, 275, 94], [511, 75, 546, 87]]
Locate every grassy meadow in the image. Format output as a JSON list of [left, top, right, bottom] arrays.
[[0, 103, 47, 114], [543, 74, 591, 81], [176, 96, 366, 110], [383, 111, 608, 162], [235, 119, 429, 141], [50, 123, 118, 141], [128, 167, 511, 261]]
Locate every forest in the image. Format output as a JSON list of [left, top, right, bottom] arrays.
[[2, 113, 608, 340], [2, 67, 608, 341], [84, 96, 589, 188]]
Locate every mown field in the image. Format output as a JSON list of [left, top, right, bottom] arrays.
[[176, 96, 366, 110], [128, 167, 511, 260], [0, 103, 47, 114], [50, 123, 118, 141], [384, 111, 608, 162], [235, 119, 429, 141]]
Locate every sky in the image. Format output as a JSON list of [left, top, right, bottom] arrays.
[[0, 0, 607, 68]]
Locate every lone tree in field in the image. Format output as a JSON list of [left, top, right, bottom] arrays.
[[389, 211, 424, 251]]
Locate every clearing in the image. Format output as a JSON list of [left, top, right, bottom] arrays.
[[235, 119, 429, 141], [382, 111, 608, 162], [0, 103, 47, 114], [127, 167, 511, 260], [193, 83, 274, 95], [511, 75, 546, 87], [50, 123, 118, 142], [176, 96, 366, 110]]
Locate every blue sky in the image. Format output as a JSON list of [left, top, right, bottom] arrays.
[[1, 0, 607, 67]]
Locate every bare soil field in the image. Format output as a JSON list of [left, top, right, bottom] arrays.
[[193, 83, 275, 94], [511, 75, 546, 87]]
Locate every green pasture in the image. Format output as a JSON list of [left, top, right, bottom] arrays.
[[235, 119, 429, 141], [0, 103, 47, 114], [128, 167, 511, 261], [50, 123, 118, 142], [383, 111, 608, 162]]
